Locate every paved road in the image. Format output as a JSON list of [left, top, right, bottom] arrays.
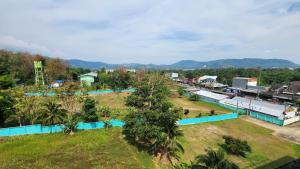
[[241, 116, 300, 144]]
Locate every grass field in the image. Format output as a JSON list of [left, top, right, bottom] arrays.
[[169, 93, 232, 118], [92, 92, 130, 119], [0, 128, 154, 169], [1, 119, 299, 169], [180, 119, 300, 169]]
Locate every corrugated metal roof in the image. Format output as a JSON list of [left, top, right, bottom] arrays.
[[79, 72, 97, 77], [194, 90, 229, 101], [219, 96, 296, 118]]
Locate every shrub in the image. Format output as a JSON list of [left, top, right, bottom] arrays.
[[177, 87, 185, 96], [210, 110, 215, 116], [189, 94, 200, 101], [184, 109, 189, 115], [221, 135, 251, 157], [196, 113, 202, 118], [82, 98, 98, 122]]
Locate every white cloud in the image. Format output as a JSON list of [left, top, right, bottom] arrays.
[[0, 35, 50, 53], [0, 0, 300, 64]]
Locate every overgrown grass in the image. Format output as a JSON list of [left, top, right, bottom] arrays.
[[0, 128, 154, 169], [180, 119, 300, 169]]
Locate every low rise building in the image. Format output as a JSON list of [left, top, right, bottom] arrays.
[[219, 97, 299, 126], [194, 90, 229, 103], [198, 75, 217, 84], [79, 72, 97, 86], [232, 77, 257, 89]]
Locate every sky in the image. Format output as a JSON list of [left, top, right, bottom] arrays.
[[0, 0, 300, 64]]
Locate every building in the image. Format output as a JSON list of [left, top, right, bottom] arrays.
[[105, 68, 136, 73], [79, 72, 97, 86], [232, 77, 257, 89], [198, 75, 217, 84], [105, 69, 115, 73], [194, 90, 229, 103], [219, 97, 299, 126], [171, 73, 179, 79]]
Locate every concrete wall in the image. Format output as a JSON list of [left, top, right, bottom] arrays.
[[232, 78, 248, 89], [283, 116, 300, 126]]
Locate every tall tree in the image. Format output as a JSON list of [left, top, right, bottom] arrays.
[[123, 74, 183, 164], [44, 58, 69, 83]]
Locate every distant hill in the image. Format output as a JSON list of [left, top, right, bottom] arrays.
[[68, 58, 299, 70]]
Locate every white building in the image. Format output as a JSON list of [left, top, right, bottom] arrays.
[[171, 73, 179, 79], [193, 90, 229, 103], [198, 75, 217, 84], [219, 97, 299, 126]]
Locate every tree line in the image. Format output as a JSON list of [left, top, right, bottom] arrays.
[[167, 68, 300, 86]]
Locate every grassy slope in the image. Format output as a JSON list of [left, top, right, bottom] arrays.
[[0, 128, 154, 169], [180, 119, 300, 169], [169, 95, 231, 118]]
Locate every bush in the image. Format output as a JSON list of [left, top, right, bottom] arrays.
[[177, 87, 185, 96], [210, 110, 215, 116], [189, 94, 200, 101], [103, 120, 112, 128], [184, 109, 189, 115], [196, 113, 202, 118], [221, 135, 251, 157], [82, 98, 98, 122]]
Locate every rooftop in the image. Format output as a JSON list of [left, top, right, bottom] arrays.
[[194, 90, 229, 101], [220, 96, 297, 118]]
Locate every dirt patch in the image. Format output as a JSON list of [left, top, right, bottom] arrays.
[[241, 116, 300, 145]]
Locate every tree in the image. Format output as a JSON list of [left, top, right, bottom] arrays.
[[63, 114, 79, 135], [44, 58, 68, 83], [195, 149, 239, 169], [221, 136, 251, 157], [82, 98, 98, 122], [123, 74, 184, 164], [108, 68, 132, 91], [0, 91, 15, 127], [39, 100, 67, 125]]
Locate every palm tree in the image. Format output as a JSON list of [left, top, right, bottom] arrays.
[[63, 114, 79, 135], [40, 101, 67, 125], [195, 149, 239, 169], [157, 129, 184, 165]]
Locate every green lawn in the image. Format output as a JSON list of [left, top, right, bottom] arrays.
[[169, 95, 232, 118], [1, 119, 299, 169], [0, 128, 154, 169], [180, 119, 300, 169]]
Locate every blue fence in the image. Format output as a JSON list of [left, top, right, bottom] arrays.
[[0, 113, 238, 137], [0, 119, 125, 137], [25, 88, 135, 96]]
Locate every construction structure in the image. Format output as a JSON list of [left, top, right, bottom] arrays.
[[34, 60, 45, 85]]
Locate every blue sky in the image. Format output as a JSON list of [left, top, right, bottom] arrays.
[[0, 0, 300, 64]]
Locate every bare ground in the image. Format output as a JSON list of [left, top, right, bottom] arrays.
[[241, 116, 300, 145]]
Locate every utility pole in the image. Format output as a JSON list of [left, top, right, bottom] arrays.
[[257, 67, 261, 99]]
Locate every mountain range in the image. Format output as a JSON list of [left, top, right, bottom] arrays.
[[69, 58, 300, 70]]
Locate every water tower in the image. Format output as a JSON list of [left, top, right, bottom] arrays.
[[34, 60, 45, 85]]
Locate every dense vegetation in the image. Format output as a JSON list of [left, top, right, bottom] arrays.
[[174, 68, 300, 86], [124, 74, 184, 164]]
